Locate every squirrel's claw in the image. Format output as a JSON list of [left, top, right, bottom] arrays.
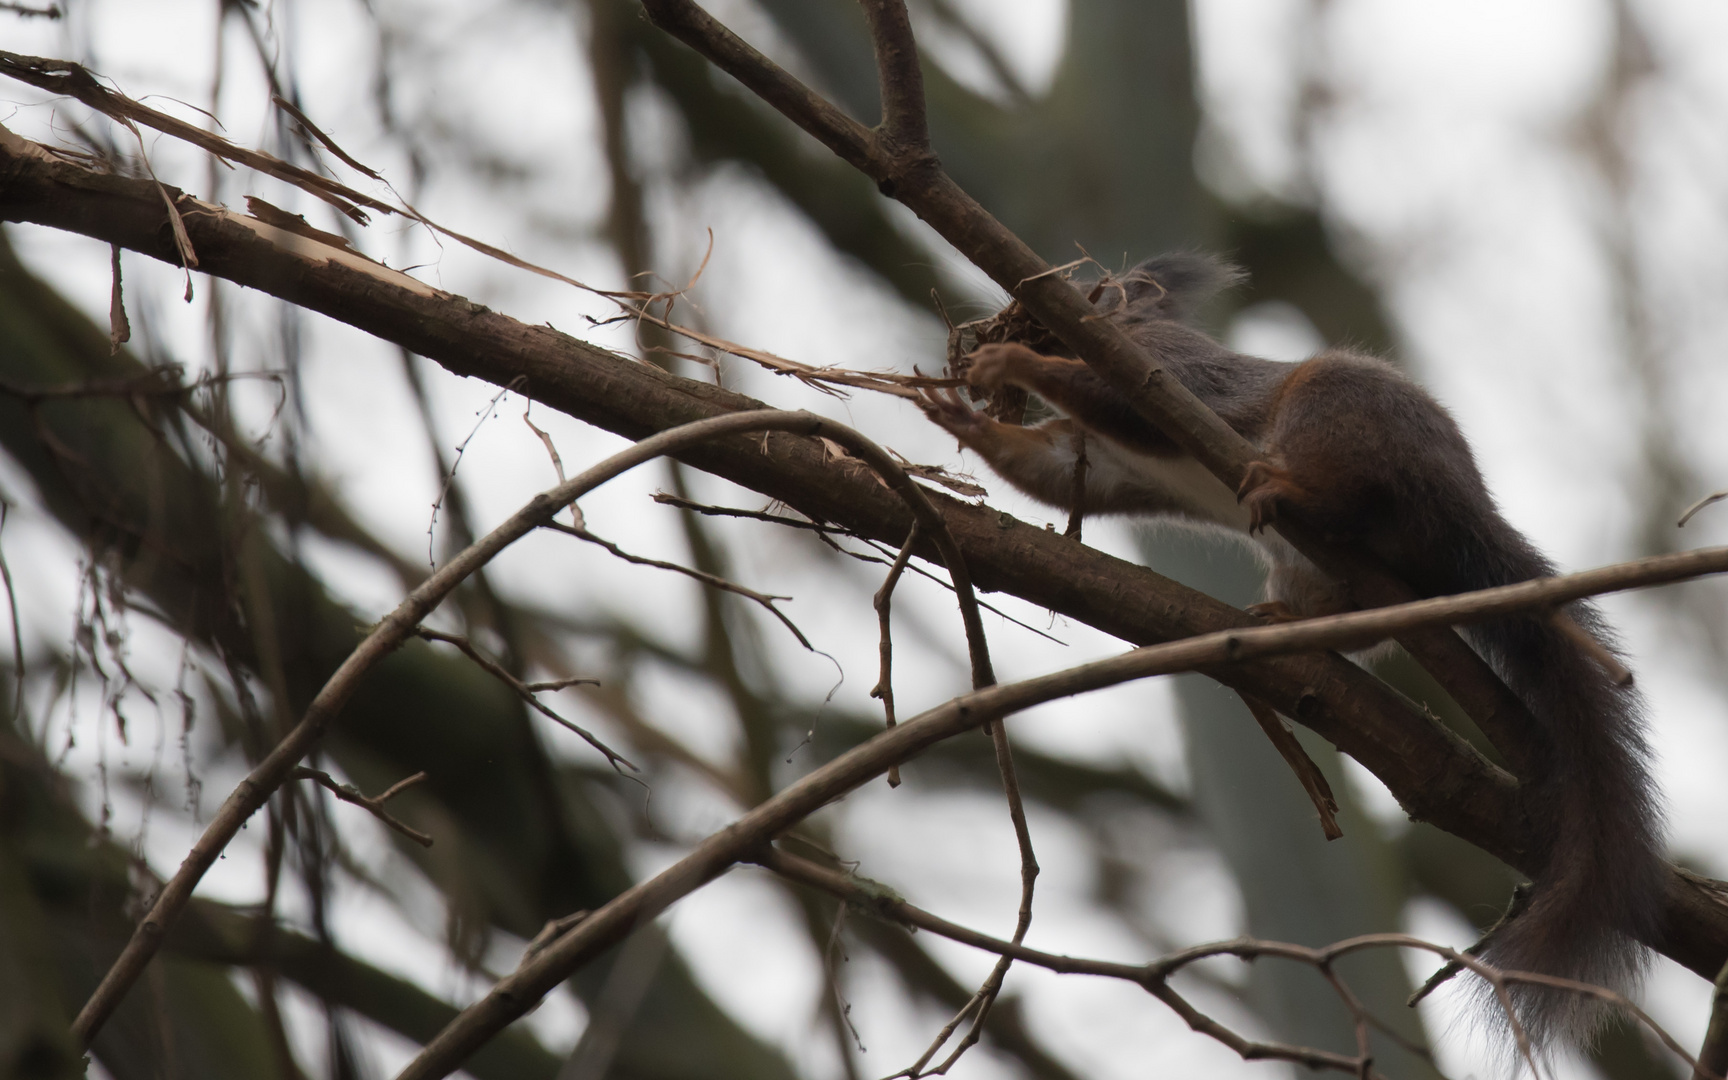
[[1244, 600, 1302, 624], [1237, 461, 1292, 535], [918, 386, 985, 435]]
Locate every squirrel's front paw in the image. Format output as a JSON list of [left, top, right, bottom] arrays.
[[964, 342, 1041, 391], [919, 387, 986, 436]]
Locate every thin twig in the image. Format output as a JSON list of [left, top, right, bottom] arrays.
[[871, 523, 920, 788], [542, 520, 819, 654], [289, 766, 433, 847], [270, 94, 381, 180], [413, 627, 623, 768], [1696, 958, 1728, 1080], [107, 242, 129, 351], [0, 503, 22, 725], [650, 493, 1062, 642], [428, 375, 522, 567], [902, 711, 1039, 1077], [389, 542, 1728, 1080], [1409, 886, 1531, 1006], [652, 492, 850, 534], [1238, 692, 1342, 841], [1315, 960, 1375, 1079], [1679, 489, 1728, 528], [1064, 430, 1087, 540], [824, 903, 867, 1055], [1549, 610, 1634, 686], [521, 406, 580, 527], [762, 848, 1706, 1080], [521, 910, 590, 967], [69, 409, 842, 1047]]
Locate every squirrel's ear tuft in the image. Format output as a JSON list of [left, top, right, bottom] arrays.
[[1116, 252, 1245, 322]]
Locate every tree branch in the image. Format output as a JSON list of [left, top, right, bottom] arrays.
[[412, 627, 620, 766], [69, 409, 837, 1046], [1698, 958, 1728, 1080], [858, 0, 930, 152], [635, 0, 1549, 786], [3, 124, 1723, 981], [290, 766, 434, 847], [393, 544, 1728, 1079], [756, 848, 1370, 1076], [871, 523, 919, 788], [763, 848, 1710, 1079]]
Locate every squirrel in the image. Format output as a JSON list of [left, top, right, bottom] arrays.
[[921, 253, 1666, 1047]]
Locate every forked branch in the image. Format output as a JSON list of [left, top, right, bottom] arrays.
[[637, 0, 1551, 791], [858, 0, 931, 152], [761, 847, 1717, 1079], [393, 543, 1728, 1080], [71, 408, 921, 1047], [291, 767, 433, 847]]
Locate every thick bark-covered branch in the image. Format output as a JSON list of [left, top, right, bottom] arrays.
[[396, 549, 1728, 1079], [1, 124, 1723, 979], [638, 0, 1548, 790], [67, 398, 996, 1045], [0, 128, 1497, 839]]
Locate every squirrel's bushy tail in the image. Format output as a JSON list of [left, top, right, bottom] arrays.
[[1448, 524, 1667, 1048], [1117, 253, 1244, 323]]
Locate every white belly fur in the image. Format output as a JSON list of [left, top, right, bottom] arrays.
[[1085, 440, 1325, 592], [1086, 439, 1255, 532]]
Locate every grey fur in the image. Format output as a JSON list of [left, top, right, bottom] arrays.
[[1114, 252, 1246, 324]]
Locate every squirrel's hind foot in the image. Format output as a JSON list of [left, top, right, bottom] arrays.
[[1237, 460, 1304, 534]]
